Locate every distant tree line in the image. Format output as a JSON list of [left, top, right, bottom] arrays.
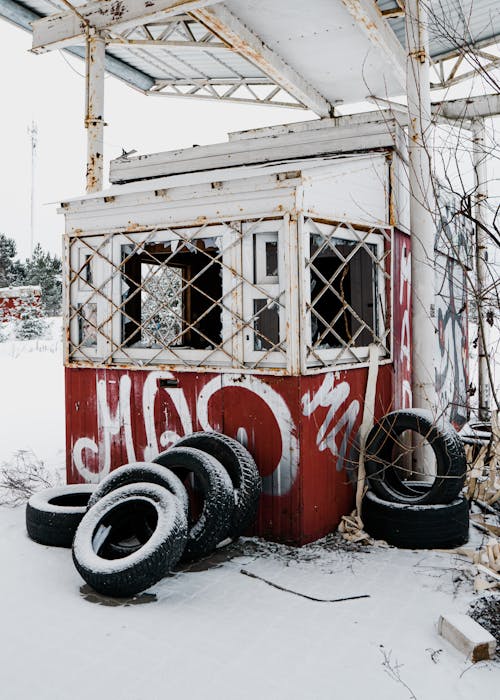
[[0, 234, 62, 316]]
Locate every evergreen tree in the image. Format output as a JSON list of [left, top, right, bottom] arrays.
[[24, 243, 62, 316], [14, 300, 49, 340], [0, 234, 25, 287]]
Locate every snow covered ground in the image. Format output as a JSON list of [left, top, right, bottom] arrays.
[[0, 319, 499, 700]]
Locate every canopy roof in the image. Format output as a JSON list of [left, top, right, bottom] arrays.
[[1, 0, 499, 114]]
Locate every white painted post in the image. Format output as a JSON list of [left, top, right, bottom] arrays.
[[406, 0, 437, 419], [85, 32, 105, 193], [472, 118, 490, 420]]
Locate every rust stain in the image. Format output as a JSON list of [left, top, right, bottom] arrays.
[[109, 1, 126, 21]]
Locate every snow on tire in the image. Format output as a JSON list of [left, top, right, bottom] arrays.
[[26, 484, 96, 548], [362, 490, 469, 549], [173, 432, 261, 538], [87, 462, 189, 518], [364, 409, 467, 505], [153, 446, 234, 560], [72, 483, 187, 598]]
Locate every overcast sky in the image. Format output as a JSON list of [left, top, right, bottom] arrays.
[[0, 18, 498, 262]]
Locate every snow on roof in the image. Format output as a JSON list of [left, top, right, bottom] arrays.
[[0, 286, 42, 299]]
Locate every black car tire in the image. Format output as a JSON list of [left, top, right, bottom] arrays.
[[153, 446, 234, 560], [173, 432, 261, 537], [26, 484, 96, 548], [72, 483, 187, 598], [364, 409, 467, 504], [362, 490, 469, 549]]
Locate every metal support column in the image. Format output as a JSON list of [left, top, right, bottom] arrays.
[[472, 118, 490, 420], [406, 0, 437, 418], [85, 32, 105, 193]]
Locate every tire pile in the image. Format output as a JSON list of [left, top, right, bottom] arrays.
[[26, 432, 261, 598], [361, 409, 470, 549]]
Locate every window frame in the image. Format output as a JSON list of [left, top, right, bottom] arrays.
[[300, 217, 390, 370], [241, 220, 288, 368], [67, 217, 291, 371]]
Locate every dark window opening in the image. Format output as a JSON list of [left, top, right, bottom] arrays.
[[310, 235, 378, 349], [265, 241, 278, 277], [253, 299, 280, 350], [121, 239, 223, 350]]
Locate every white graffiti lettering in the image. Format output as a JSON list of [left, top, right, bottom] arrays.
[[197, 375, 299, 496], [73, 373, 298, 496], [399, 243, 412, 408], [73, 374, 136, 483], [301, 376, 360, 472]]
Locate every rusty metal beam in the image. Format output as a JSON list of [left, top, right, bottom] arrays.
[[339, 0, 406, 88], [31, 0, 220, 53], [190, 4, 333, 117]]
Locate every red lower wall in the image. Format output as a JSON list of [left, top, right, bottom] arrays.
[[66, 364, 394, 544]]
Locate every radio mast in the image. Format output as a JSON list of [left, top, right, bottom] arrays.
[[28, 120, 38, 258]]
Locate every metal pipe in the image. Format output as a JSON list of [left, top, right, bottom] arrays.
[[406, 0, 437, 418], [85, 33, 105, 193], [472, 118, 490, 420]]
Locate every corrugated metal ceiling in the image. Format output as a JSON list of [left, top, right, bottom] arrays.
[[378, 0, 500, 59], [1, 0, 499, 103]]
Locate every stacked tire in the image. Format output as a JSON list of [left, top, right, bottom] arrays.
[[361, 409, 469, 549], [26, 433, 261, 597]]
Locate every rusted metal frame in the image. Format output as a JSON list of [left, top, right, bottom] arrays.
[[149, 88, 303, 109], [68, 243, 122, 359], [142, 24, 154, 40], [382, 9, 405, 19], [70, 229, 163, 358], [429, 40, 500, 90], [307, 270, 384, 352], [67, 234, 115, 322], [69, 216, 290, 369], [148, 75, 303, 108], [307, 299, 368, 364], [240, 218, 288, 367], [104, 233, 196, 364], [307, 267, 391, 352], [109, 226, 245, 366], [107, 37, 227, 49], [434, 56, 500, 89], [306, 222, 390, 309], [31, 0, 221, 53], [296, 212, 310, 373], [284, 213, 301, 375], [111, 227, 232, 350], [63, 235, 73, 366], [310, 298, 376, 365], [382, 0, 405, 19], [190, 4, 334, 117], [338, 0, 406, 87], [303, 218, 390, 364]]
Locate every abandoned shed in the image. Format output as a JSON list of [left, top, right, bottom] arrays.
[[1, 0, 497, 545]]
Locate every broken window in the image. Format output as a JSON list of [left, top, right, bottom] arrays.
[[120, 238, 222, 350], [67, 220, 288, 369], [77, 303, 97, 347], [305, 219, 390, 366]]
